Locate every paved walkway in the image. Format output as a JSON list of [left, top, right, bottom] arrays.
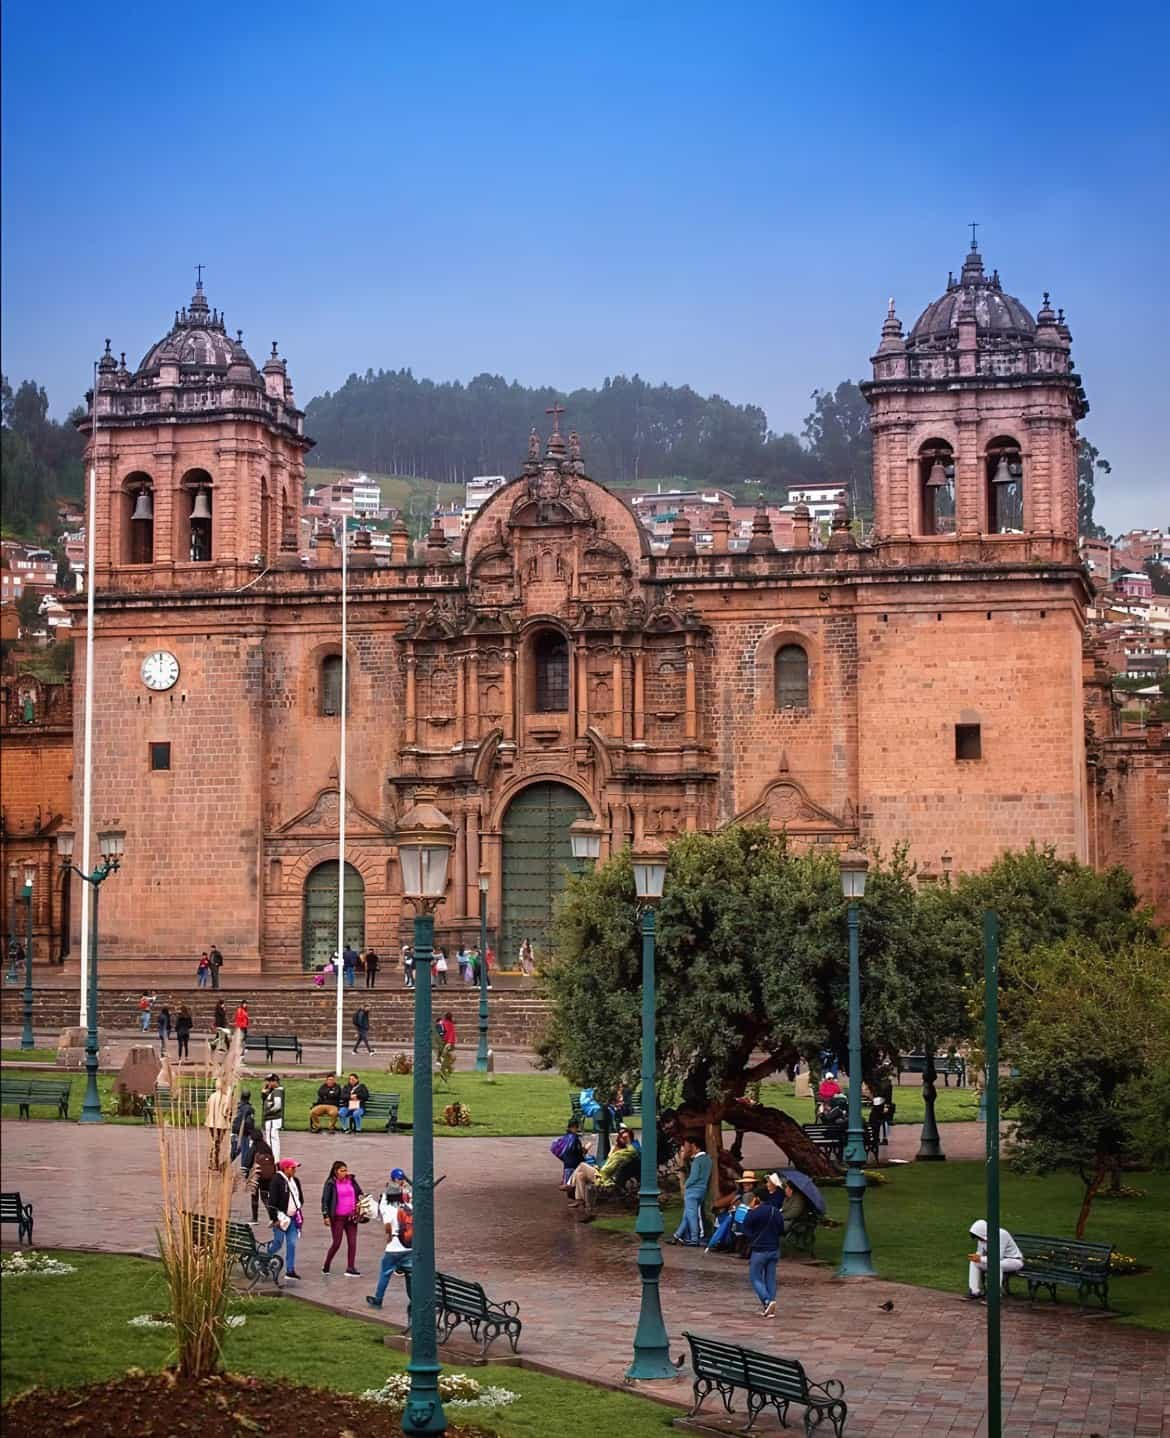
[[2, 1121, 1166, 1436]]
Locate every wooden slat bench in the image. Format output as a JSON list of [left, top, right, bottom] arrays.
[[0, 1077, 72, 1120], [244, 1034, 303, 1064], [0, 1191, 34, 1244], [800, 1123, 845, 1163], [683, 1332, 847, 1436], [435, 1271, 521, 1356], [1006, 1233, 1114, 1311], [364, 1092, 409, 1133], [897, 1052, 967, 1086], [185, 1211, 283, 1289]]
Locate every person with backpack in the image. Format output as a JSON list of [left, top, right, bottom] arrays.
[[231, 1088, 255, 1163], [265, 1157, 305, 1282], [352, 1006, 374, 1055], [245, 1121, 277, 1222], [208, 944, 224, 990], [550, 1116, 590, 1186], [742, 1184, 785, 1318], [365, 1180, 413, 1309]]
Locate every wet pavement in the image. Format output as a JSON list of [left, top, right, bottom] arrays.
[[2, 1119, 1166, 1436]]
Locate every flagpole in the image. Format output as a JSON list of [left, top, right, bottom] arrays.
[[78, 363, 98, 1025], [335, 515, 348, 1076]]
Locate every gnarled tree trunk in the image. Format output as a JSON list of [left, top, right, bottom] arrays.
[[672, 1098, 837, 1180]]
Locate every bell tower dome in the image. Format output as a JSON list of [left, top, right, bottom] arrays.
[[862, 239, 1087, 555], [77, 275, 314, 591]]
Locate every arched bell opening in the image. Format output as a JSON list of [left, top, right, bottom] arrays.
[[178, 468, 214, 562], [918, 440, 956, 536], [121, 471, 154, 564], [986, 436, 1024, 534]]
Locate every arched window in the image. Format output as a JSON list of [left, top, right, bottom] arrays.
[[774, 644, 809, 709], [179, 469, 214, 562], [122, 472, 154, 564], [987, 438, 1024, 534], [534, 631, 569, 713], [320, 654, 346, 716], [918, 441, 956, 536]]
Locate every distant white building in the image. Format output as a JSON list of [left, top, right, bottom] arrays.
[[463, 475, 507, 530], [786, 484, 846, 525]]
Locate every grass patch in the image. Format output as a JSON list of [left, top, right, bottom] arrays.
[[0, 1049, 58, 1064], [0, 1251, 676, 1434], [759, 1079, 979, 1126], [595, 1163, 1170, 1331]]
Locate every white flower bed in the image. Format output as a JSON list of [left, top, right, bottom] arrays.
[[129, 1312, 246, 1329], [361, 1371, 518, 1412], [0, 1250, 78, 1278]]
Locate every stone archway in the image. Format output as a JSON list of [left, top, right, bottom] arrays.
[[500, 782, 590, 969], [301, 861, 365, 972]]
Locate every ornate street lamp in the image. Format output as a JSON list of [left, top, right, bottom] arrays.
[[20, 861, 36, 1049], [476, 868, 490, 1073], [5, 862, 19, 985], [396, 792, 455, 1438], [569, 817, 603, 864], [838, 849, 875, 1278], [626, 836, 674, 1381], [57, 827, 124, 1123]]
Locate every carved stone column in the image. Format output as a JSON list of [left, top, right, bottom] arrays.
[[467, 648, 479, 745], [404, 647, 417, 746], [575, 642, 589, 738], [503, 644, 516, 742], [612, 644, 625, 741], [684, 635, 698, 742], [633, 641, 646, 742]]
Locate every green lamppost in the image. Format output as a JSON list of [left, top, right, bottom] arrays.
[[56, 827, 124, 1124], [626, 836, 674, 1381], [20, 861, 36, 1049], [475, 868, 490, 1073], [396, 792, 455, 1438], [837, 849, 875, 1278], [6, 862, 19, 984]]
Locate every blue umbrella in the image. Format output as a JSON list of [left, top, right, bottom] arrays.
[[782, 1169, 826, 1215]]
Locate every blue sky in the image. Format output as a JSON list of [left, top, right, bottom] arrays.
[[2, 2, 1167, 532]]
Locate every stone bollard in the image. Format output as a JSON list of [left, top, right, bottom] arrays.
[[56, 1026, 93, 1071]]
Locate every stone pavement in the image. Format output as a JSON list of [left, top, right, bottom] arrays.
[[2, 1120, 1167, 1437]]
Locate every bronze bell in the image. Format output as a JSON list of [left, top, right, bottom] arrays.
[[926, 459, 947, 488], [991, 455, 1014, 485], [130, 487, 154, 521], [189, 487, 213, 520]]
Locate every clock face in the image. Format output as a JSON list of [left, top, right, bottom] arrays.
[[141, 650, 180, 691]]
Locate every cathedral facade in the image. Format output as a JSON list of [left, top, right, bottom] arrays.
[[64, 246, 1139, 973]]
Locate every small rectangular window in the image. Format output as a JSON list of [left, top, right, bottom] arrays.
[[955, 724, 982, 761], [150, 741, 172, 771]]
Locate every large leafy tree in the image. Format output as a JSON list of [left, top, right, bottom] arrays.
[[801, 381, 873, 521], [1077, 438, 1111, 539], [541, 827, 951, 1177]]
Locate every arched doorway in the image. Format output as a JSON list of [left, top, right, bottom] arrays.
[[500, 782, 590, 969], [302, 861, 365, 972]]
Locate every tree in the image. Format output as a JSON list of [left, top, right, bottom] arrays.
[[1001, 939, 1170, 1236], [1145, 560, 1170, 597], [540, 827, 955, 1179], [1077, 439, 1111, 539], [801, 381, 873, 521], [0, 375, 86, 537], [16, 587, 42, 634]]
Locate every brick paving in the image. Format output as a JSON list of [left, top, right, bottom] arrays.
[[2, 1120, 1167, 1436]]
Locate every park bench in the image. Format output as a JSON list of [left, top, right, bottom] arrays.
[[683, 1332, 848, 1436], [1005, 1233, 1114, 1311], [897, 1052, 967, 1087], [142, 1083, 216, 1125], [801, 1123, 845, 1163], [245, 1033, 303, 1064], [0, 1077, 72, 1120], [185, 1211, 283, 1290], [435, 1271, 522, 1356], [363, 1092, 409, 1133], [782, 1206, 821, 1259], [0, 1191, 34, 1244]]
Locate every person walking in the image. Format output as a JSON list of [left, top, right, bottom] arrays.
[[208, 943, 224, 989], [245, 1122, 276, 1222], [175, 1004, 193, 1061], [321, 1159, 364, 1276], [434, 947, 448, 986], [670, 1138, 712, 1247], [352, 1005, 374, 1055], [233, 999, 250, 1039], [456, 946, 470, 984], [231, 1088, 255, 1163], [402, 944, 414, 990], [342, 944, 358, 990], [196, 952, 211, 988], [261, 1073, 284, 1162], [742, 1185, 785, 1317], [364, 949, 380, 990], [138, 992, 154, 1033], [265, 1157, 305, 1281], [309, 1075, 343, 1134], [338, 1072, 369, 1133], [204, 1077, 233, 1171], [437, 1011, 457, 1059], [157, 1005, 172, 1055], [366, 1180, 413, 1310], [213, 997, 228, 1032]]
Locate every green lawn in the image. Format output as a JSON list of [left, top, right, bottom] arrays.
[[0, 1252, 676, 1434], [0, 1049, 58, 1064], [0, 1067, 977, 1136], [597, 1162, 1170, 1332]]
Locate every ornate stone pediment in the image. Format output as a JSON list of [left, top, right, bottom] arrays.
[[732, 777, 855, 837], [275, 787, 389, 837]]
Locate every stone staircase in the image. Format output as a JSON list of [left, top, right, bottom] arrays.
[[1, 985, 553, 1049]]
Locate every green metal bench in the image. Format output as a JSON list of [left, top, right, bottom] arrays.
[[185, 1211, 283, 1289], [0, 1077, 72, 1120], [143, 1083, 216, 1125], [1006, 1233, 1114, 1311], [801, 1122, 845, 1163], [363, 1092, 408, 1133], [435, 1271, 521, 1356], [782, 1206, 822, 1258], [897, 1052, 967, 1086], [245, 1033, 303, 1064], [0, 1191, 34, 1244], [683, 1332, 847, 1436]]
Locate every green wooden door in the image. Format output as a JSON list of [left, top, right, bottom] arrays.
[[500, 783, 590, 969], [301, 861, 365, 972]]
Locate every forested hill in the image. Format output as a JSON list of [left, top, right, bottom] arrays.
[[304, 370, 873, 511]]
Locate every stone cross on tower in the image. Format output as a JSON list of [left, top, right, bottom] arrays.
[[968, 222, 979, 247], [195, 263, 205, 288], [545, 401, 565, 436]]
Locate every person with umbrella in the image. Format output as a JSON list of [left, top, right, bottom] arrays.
[[780, 1169, 826, 1222]]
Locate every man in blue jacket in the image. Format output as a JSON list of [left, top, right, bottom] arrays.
[[742, 1186, 785, 1317], [670, 1138, 712, 1247]]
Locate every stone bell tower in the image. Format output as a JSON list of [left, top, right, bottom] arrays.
[[863, 239, 1087, 560], [77, 275, 312, 592]]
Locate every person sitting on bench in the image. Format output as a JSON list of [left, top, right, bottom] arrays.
[[566, 1126, 639, 1211], [966, 1219, 1024, 1300]]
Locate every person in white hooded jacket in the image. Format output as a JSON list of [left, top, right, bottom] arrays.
[[966, 1218, 1024, 1299]]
